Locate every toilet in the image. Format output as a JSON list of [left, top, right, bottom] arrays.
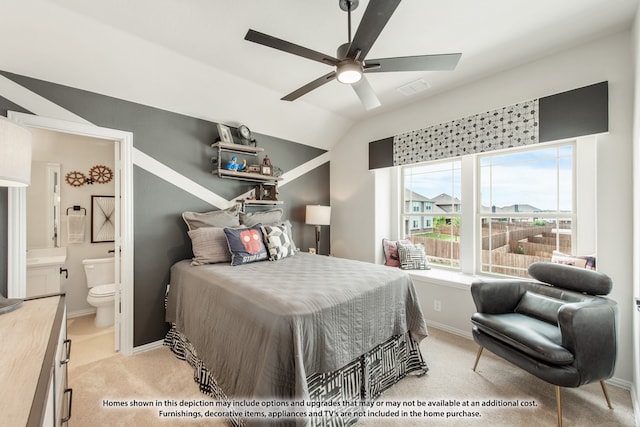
[[82, 257, 116, 328]]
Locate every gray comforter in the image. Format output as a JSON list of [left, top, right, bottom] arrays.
[[166, 253, 428, 400]]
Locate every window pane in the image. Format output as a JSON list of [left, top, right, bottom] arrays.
[[479, 143, 574, 278], [402, 160, 461, 268], [408, 217, 461, 268], [481, 217, 574, 277], [479, 146, 572, 213]]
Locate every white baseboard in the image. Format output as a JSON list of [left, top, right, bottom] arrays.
[[632, 384, 640, 427], [427, 320, 473, 340], [132, 339, 165, 355], [67, 308, 96, 319], [606, 376, 632, 391]]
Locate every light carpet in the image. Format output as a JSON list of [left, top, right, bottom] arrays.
[[68, 328, 635, 426]]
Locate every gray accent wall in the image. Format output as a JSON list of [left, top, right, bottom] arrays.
[[0, 71, 330, 346]]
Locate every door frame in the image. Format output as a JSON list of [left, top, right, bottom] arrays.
[[7, 112, 134, 356]]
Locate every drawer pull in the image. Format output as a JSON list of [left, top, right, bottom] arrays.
[[62, 388, 73, 423], [60, 339, 72, 365]]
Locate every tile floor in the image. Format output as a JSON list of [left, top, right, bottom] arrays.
[[66, 314, 117, 369]]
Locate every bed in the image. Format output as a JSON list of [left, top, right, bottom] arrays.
[[165, 251, 429, 426]]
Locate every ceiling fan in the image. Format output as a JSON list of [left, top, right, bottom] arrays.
[[244, 0, 461, 110]]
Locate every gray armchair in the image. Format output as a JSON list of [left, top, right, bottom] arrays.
[[470, 262, 617, 427]]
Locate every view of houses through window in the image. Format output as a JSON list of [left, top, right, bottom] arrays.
[[403, 160, 462, 269], [401, 143, 575, 278]]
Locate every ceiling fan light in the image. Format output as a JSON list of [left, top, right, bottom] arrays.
[[336, 62, 362, 84]]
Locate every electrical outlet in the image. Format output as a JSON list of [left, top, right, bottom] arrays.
[[434, 300, 442, 312]]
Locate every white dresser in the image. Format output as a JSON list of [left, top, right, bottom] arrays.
[[0, 294, 72, 426]]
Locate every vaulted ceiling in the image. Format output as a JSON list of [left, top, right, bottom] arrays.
[[1, 0, 637, 149]]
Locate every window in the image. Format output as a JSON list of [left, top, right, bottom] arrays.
[[479, 145, 574, 277], [402, 160, 461, 268], [400, 143, 579, 278]]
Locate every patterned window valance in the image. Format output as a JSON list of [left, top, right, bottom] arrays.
[[368, 81, 608, 170], [393, 100, 538, 166]]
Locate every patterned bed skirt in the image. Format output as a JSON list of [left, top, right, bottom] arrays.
[[164, 324, 428, 427]]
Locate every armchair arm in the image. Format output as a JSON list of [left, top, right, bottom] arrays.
[[558, 300, 618, 384], [470, 279, 526, 314]]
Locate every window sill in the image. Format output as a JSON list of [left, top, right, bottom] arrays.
[[407, 268, 531, 290], [407, 268, 478, 290]]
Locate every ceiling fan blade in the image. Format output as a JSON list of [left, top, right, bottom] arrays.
[[364, 53, 462, 73], [281, 71, 337, 101], [347, 0, 401, 60], [351, 76, 381, 110], [245, 29, 339, 66]]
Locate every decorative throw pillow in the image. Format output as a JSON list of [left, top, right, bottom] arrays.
[[267, 219, 298, 253], [182, 204, 240, 231], [397, 242, 430, 270], [187, 227, 231, 265], [240, 208, 283, 227], [382, 238, 411, 267], [224, 224, 268, 266], [261, 224, 294, 260]]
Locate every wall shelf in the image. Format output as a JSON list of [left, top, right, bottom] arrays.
[[211, 141, 264, 155], [240, 200, 284, 206], [215, 169, 282, 183], [212, 141, 279, 183]]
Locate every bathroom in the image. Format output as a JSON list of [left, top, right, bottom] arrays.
[[27, 127, 117, 363]]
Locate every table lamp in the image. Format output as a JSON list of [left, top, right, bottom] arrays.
[[305, 205, 330, 255]]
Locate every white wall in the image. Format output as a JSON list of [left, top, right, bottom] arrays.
[[29, 128, 115, 315], [331, 30, 635, 384], [630, 4, 640, 421]]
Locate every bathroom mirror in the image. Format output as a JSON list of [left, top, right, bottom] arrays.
[[26, 161, 61, 248]]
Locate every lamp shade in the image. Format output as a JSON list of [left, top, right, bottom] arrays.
[[305, 205, 331, 226], [336, 61, 362, 84], [0, 116, 32, 187]]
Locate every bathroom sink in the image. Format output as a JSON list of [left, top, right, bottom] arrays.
[[26, 248, 67, 267]]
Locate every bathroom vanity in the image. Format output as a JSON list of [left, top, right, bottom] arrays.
[[26, 248, 67, 298], [0, 294, 72, 426]]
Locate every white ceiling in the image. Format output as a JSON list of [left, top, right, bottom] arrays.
[[1, 0, 638, 150]]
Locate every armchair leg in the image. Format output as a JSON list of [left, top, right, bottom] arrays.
[[600, 381, 613, 409], [472, 346, 483, 371], [556, 386, 562, 427]]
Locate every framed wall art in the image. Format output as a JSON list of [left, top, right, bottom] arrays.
[[91, 195, 115, 243]]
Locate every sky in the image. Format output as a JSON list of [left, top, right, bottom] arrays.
[[405, 145, 573, 212]]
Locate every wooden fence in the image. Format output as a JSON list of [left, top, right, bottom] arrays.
[[411, 222, 571, 277], [481, 250, 549, 278]]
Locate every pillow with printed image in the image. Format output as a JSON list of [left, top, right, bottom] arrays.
[[224, 224, 268, 266]]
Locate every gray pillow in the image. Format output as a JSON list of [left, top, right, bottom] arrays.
[[240, 208, 283, 227], [261, 224, 294, 261], [182, 204, 240, 231], [270, 219, 298, 253], [515, 291, 564, 325], [188, 227, 231, 265]]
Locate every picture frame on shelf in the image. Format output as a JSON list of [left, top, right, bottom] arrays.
[[261, 165, 272, 176], [217, 123, 233, 144]]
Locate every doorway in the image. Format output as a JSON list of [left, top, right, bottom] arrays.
[[6, 112, 134, 356]]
